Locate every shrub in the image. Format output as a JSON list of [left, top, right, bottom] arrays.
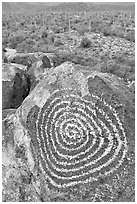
[[16, 41, 34, 53], [77, 25, 89, 36], [10, 34, 25, 43], [102, 27, 111, 36], [54, 50, 73, 64], [25, 38, 35, 45], [125, 32, 135, 42], [9, 33, 25, 49], [80, 37, 92, 48], [30, 25, 36, 33], [31, 44, 40, 52], [116, 31, 124, 39], [48, 33, 55, 43], [54, 39, 64, 47], [39, 45, 49, 53], [2, 38, 9, 47], [52, 25, 62, 34], [30, 33, 37, 40], [20, 21, 25, 27], [126, 57, 135, 68], [41, 30, 48, 39]]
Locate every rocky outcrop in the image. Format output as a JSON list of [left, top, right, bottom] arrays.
[[25, 53, 59, 91], [2, 51, 60, 109], [11, 53, 37, 67], [2, 62, 135, 201], [3, 48, 17, 62], [5, 52, 59, 91], [2, 109, 16, 120], [2, 63, 30, 109], [10, 52, 58, 68]]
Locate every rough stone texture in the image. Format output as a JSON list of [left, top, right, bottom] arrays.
[[26, 54, 54, 91], [11, 53, 37, 67], [8, 52, 59, 91], [2, 52, 59, 109], [3, 48, 17, 62], [2, 109, 16, 120], [2, 62, 135, 201], [2, 63, 29, 109], [10, 52, 58, 68]]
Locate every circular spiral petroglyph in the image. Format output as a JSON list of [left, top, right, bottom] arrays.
[[34, 89, 128, 189]]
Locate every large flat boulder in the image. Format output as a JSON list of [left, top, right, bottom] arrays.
[[2, 62, 135, 202]]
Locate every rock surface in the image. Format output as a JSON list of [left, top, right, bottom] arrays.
[[2, 62, 135, 201], [8, 52, 59, 91], [3, 48, 17, 62], [10, 52, 58, 68], [2, 63, 30, 109]]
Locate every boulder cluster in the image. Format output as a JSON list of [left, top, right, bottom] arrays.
[[2, 49, 135, 202]]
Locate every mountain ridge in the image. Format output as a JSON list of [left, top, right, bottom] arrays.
[[2, 2, 135, 12]]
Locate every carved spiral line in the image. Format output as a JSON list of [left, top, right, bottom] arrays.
[[34, 89, 127, 189]]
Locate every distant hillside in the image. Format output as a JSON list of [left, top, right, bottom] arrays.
[[2, 2, 15, 12], [93, 2, 135, 11], [47, 2, 94, 12], [2, 2, 93, 12], [2, 2, 135, 12], [2, 2, 46, 12], [47, 2, 135, 12]]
